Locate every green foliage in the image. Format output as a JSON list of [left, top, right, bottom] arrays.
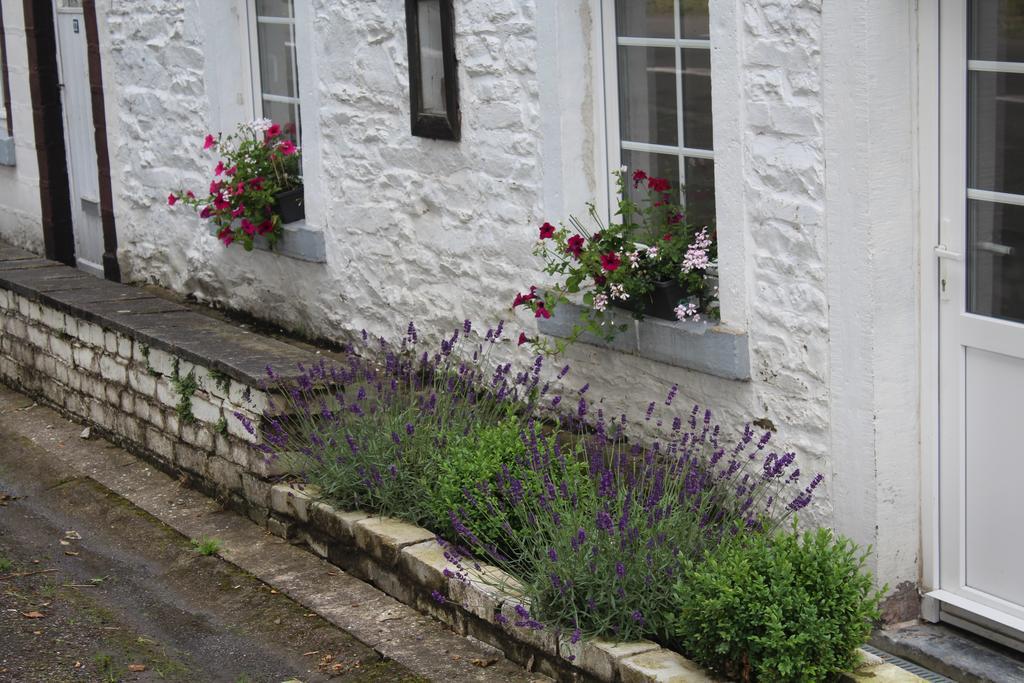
[[208, 368, 232, 395], [0, 555, 12, 573], [190, 538, 223, 556], [171, 362, 198, 424], [215, 416, 229, 436], [668, 523, 884, 683]]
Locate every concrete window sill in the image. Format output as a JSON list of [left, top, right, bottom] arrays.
[[537, 299, 750, 381], [0, 135, 15, 166], [209, 219, 326, 263]]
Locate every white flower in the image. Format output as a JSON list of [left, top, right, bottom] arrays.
[[610, 283, 629, 301], [681, 227, 713, 273], [628, 250, 641, 269], [674, 301, 701, 322], [593, 293, 609, 312], [646, 246, 659, 260]]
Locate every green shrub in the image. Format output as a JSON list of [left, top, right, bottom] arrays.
[[423, 417, 526, 542], [669, 524, 884, 683]]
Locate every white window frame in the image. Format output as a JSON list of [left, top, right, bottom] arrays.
[[245, 0, 302, 141], [599, 0, 714, 217]]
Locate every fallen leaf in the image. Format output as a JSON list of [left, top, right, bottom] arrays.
[[64, 531, 81, 540], [80, 427, 91, 440], [301, 651, 319, 657], [21, 611, 45, 619], [64, 551, 79, 557], [471, 658, 498, 668], [128, 664, 146, 672], [73, 661, 82, 668]]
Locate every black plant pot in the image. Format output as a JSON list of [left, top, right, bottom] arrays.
[[616, 280, 688, 321], [273, 187, 305, 224]]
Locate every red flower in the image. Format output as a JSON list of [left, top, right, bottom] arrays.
[[209, 180, 222, 195], [663, 233, 673, 241], [213, 193, 231, 211], [278, 139, 297, 156], [632, 169, 647, 187], [539, 222, 556, 239], [257, 220, 274, 235], [594, 274, 607, 286], [203, 134, 216, 150], [199, 205, 212, 219], [669, 213, 683, 224], [167, 193, 177, 206], [226, 165, 238, 177], [600, 252, 621, 272], [217, 226, 234, 245], [648, 177, 671, 192], [241, 219, 256, 236], [517, 332, 528, 346], [214, 160, 225, 176], [535, 303, 552, 319], [265, 123, 282, 139], [232, 204, 246, 218], [513, 286, 538, 308], [186, 191, 195, 199], [566, 234, 585, 258], [248, 177, 264, 190]]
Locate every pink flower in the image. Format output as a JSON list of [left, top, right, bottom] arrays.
[[203, 134, 216, 150], [513, 286, 537, 308], [517, 332, 528, 346], [214, 160, 225, 176], [213, 193, 231, 211], [265, 123, 282, 139], [566, 235, 585, 258], [167, 193, 177, 206], [241, 219, 256, 236], [600, 252, 621, 272], [231, 204, 246, 218], [248, 177, 264, 190], [278, 139, 297, 156], [226, 165, 237, 177], [209, 180, 222, 195], [539, 222, 556, 239], [534, 303, 551, 319], [257, 220, 274, 235], [217, 227, 234, 246], [186, 191, 195, 199], [199, 206, 212, 219]]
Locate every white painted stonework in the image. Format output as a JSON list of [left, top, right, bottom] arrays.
[[0, 0, 923, 607]]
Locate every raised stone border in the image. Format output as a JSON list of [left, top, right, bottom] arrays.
[[0, 241, 919, 682], [536, 300, 750, 381]]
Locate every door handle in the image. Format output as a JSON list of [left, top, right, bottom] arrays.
[[976, 241, 1015, 256], [935, 245, 962, 261]]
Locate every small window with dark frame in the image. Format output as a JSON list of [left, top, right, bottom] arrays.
[[0, 0, 12, 137], [405, 0, 460, 141]]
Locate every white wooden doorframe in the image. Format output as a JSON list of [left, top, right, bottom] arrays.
[[926, 0, 1024, 651]]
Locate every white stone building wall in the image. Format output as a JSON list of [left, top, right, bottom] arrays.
[[0, 1, 45, 253], [0, 0, 923, 603]]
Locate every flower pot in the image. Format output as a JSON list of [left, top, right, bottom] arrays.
[[273, 187, 305, 224], [616, 279, 688, 321]]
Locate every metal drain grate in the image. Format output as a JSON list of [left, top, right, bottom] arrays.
[[862, 644, 956, 682]]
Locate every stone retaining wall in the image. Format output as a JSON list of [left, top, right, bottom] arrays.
[[0, 251, 919, 682]]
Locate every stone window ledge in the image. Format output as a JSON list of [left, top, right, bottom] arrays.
[[537, 300, 750, 381], [0, 135, 15, 166], [209, 219, 325, 263]]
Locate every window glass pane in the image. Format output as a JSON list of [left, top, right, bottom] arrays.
[[621, 149, 681, 208], [967, 199, 1024, 323], [262, 99, 300, 142], [418, 0, 447, 115], [257, 21, 298, 99], [683, 156, 715, 228], [615, 0, 674, 39], [618, 46, 678, 147], [256, 0, 293, 19], [968, 71, 1024, 195], [969, 0, 1024, 62], [679, 0, 710, 39], [682, 48, 712, 150]]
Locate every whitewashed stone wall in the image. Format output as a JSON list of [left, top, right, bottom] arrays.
[[0, 0, 922, 604], [0, 1, 45, 253]]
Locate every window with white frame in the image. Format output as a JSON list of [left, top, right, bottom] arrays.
[[604, 0, 714, 228], [248, 0, 301, 142], [0, 0, 11, 137]]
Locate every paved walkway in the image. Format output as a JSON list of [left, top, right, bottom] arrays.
[[0, 384, 545, 682]]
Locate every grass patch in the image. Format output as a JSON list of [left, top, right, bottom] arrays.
[[190, 538, 223, 556]]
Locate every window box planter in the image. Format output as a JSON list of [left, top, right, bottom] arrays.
[[273, 186, 305, 224], [615, 279, 690, 321]]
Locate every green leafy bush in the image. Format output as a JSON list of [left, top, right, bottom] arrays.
[[423, 417, 526, 541], [669, 524, 884, 682]]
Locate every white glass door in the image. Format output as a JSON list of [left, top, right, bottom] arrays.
[[935, 0, 1024, 646]]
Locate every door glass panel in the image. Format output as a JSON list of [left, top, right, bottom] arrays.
[[616, 0, 674, 39], [967, 200, 1024, 323], [967, 2, 1024, 324], [968, 71, 1024, 195], [679, 0, 710, 39], [969, 1, 1024, 62]]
